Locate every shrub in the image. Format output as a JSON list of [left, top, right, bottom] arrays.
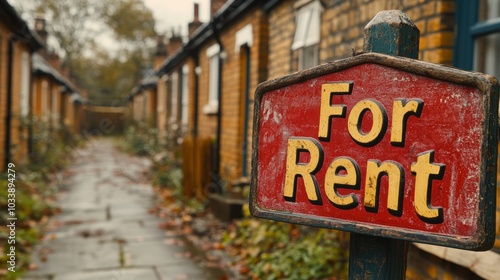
[[223, 218, 349, 279]]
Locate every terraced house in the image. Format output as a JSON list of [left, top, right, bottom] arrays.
[[128, 0, 500, 278], [0, 0, 42, 170], [0, 0, 87, 171], [32, 17, 86, 138]]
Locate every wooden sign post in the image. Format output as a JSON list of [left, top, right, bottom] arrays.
[[250, 10, 498, 279], [349, 11, 418, 279]]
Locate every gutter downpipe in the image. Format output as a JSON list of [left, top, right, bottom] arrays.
[[211, 19, 224, 178], [28, 56, 34, 158], [5, 35, 17, 170]]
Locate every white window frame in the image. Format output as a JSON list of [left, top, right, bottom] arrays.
[[235, 24, 253, 53], [291, 0, 322, 70], [181, 64, 189, 127], [170, 72, 179, 124], [20, 52, 30, 116], [204, 44, 220, 114]]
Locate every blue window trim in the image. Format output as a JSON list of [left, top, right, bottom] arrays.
[[454, 0, 478, 70], [454, 0, 500, 70]]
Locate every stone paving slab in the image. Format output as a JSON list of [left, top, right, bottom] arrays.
[[28, 240, 120, 276], [157, 262, 227, 280], [22, 139, 228, 280], [51, 268, 159, 280]]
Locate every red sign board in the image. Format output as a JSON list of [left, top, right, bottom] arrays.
[[250, 53, 498, 250]]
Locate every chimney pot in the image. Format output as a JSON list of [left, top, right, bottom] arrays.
[[194, 3, 199, 22]]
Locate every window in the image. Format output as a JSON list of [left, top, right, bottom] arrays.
[[204, 44, 220, 114], [474, 0, 500, 78], [235, 25, 254, 177], [180, 65, 189, 127], [291, 1, 321, 70], [20, 52, 30, 116], [157, 75, 167, 113], [455, 0, 500, 75], [455, 0, 500, 116]]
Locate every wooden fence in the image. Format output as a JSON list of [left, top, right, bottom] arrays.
[[182, 136, 215, 199], [85, 106, 126, 135]]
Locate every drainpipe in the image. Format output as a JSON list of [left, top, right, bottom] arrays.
[[5, 35, 17, 170], [211, 20, 224, 177], [242, 46, 251, 177], [28, 55, 34, 158]]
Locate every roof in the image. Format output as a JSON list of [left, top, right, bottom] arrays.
[[0, 0, 43, 50], [32, 53, 78, 94], [127, 68, 158, 101], [140, 68, 158, 88], [156, 0, 260, 76]]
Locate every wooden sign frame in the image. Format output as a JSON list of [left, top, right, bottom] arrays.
[[250, 52, 498, 251]]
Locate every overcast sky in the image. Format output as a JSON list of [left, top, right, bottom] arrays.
[[144, 0, 210, 36], [9, 0, 212, 54]]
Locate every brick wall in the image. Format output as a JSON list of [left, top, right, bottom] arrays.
[[268, 0, 455, 81], [32, 76, 51, 120], [197, 41, 218, 139], [268, 2, 295, 80], [10, 42, 31, 167], [147, 89, 157, 126], [195, 4, 268, 181]]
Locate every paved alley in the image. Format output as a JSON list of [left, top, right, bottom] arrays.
[[23, 139, 227, 280]]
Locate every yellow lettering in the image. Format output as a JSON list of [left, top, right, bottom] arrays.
[[318, 82, 353, 140], [411, 150, 445, 223], [284, 137, 323, 204], [324, 157, 360, 208], [364, 160, 404, 214], [348, 99, 387, 146], [391, 99, 424, 146]]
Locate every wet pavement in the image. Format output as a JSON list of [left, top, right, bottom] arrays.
[[23, 139, 227, 280]]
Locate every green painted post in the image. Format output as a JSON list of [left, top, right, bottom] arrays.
[[348, 10, 420, 280]]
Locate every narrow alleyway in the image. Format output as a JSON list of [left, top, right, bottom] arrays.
[[22, 139, 227, 280]]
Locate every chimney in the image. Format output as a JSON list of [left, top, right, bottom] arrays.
[[34, 15, 48, 55], [48, 50, 61, 70], [154, 35, 167, 71], [188, 3, 203, 37], [210, 0, 228, 17], [167, 29, 183, 57], [61, 62, 71, 80]]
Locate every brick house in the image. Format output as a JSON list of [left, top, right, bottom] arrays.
[[0, 0, 42, 171], [156, 0, 268, 195], [155, 31, 187, 136], [31, 16, 86, 153], [32, 53, 84, 134], [128, 68, 158, 126]]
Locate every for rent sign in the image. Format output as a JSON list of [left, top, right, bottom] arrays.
[[250, 53, 498, 250]]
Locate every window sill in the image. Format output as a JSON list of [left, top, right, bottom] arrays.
[[413, 243, 500, 279], [203, 103, 219, 115]]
